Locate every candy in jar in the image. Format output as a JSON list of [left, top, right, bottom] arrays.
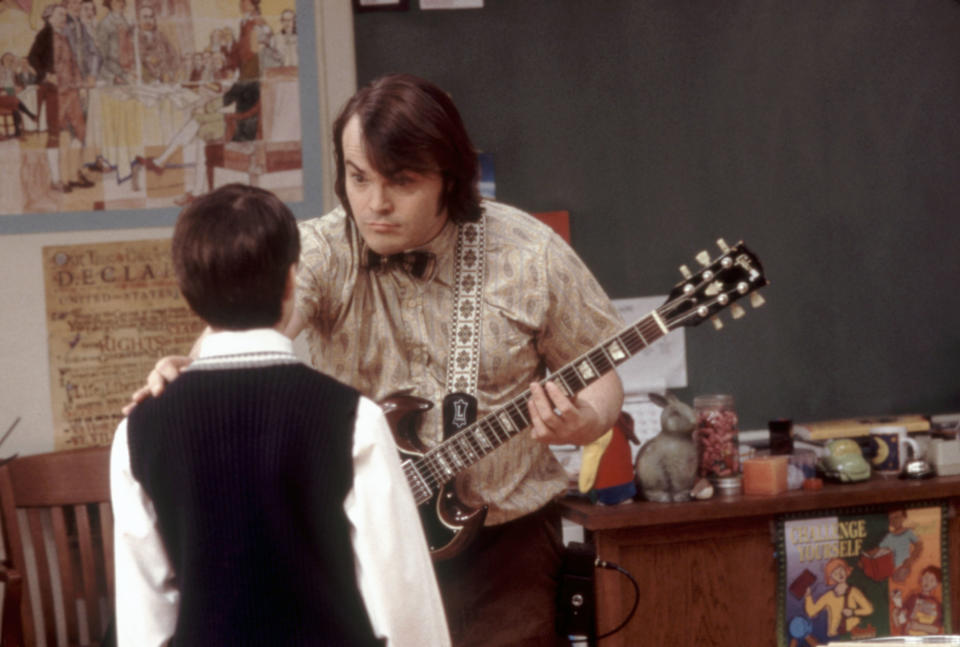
[[693, 394, 740, 479]]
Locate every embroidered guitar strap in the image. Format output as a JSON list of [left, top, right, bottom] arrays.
[[442, 216, 485, 436]]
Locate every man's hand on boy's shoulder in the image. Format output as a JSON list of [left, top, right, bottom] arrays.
[[121, 355, 193, 415]]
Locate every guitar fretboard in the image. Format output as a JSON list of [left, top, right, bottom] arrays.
[[404, 311, 670, 504]]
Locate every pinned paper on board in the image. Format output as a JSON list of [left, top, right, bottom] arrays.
[[612, 296, 687, 395], [552, 296, 687, 485], [421, 0, 484, 8], [609, 296, 689, 453]]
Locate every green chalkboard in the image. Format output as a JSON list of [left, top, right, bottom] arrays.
[[353, 0, 960, 430]]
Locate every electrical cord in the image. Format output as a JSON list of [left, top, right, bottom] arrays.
[[593, 558, 639, 640]]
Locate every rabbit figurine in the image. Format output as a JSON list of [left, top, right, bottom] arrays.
[[634, 392, 698, 502]]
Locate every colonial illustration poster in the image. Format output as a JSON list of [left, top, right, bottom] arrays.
[[1, 0, 302, 215], [43, 239, 204, 449], [777, 504, 951, 646]]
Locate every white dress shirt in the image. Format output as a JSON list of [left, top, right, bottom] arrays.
[[111, 328, 450, 646]]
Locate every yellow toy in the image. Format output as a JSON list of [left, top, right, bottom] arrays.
[[579, 411, 638, 504]]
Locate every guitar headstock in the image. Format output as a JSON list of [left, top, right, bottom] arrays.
[[660, 239, 768, 331]]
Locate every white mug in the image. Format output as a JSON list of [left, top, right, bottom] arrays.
[[868, 425, 920, 476]]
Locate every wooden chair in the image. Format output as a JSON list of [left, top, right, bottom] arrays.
[[0, 95, 20, 140], [205, 67, 303, 191], [0, 446, 114, 647], [223, 101, 262, 144]]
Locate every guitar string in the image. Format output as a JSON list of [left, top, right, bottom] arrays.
[[413, 315, 670, 490], [415, 322, 662, 490], [410, 306, 722, 494], [411, 314, 668, 492], [408, 253, 764, 492], [408, 255, 765, 514], [415, 296, 725, 491]]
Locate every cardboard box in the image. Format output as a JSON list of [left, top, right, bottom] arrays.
[[931, 438, 960, 476], [797, 414, 929, 441], [742, 455, 789, 495]]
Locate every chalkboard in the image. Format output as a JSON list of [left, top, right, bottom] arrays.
[[353, 0, 960, 430]]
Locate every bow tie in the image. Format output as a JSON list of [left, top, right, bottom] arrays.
[[366, 250, 436, 280]]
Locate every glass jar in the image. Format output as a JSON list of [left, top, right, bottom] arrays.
[[693, 394, 741, 482]]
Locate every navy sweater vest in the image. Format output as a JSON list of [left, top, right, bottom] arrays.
[[127, 362, 384, 646]]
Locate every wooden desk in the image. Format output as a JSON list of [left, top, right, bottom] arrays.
[[560, 475, 960, 646]]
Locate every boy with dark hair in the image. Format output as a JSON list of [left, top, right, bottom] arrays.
[[110, 183, 449, 646]]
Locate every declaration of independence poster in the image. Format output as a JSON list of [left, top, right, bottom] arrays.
[[44, 238, 203, 449]]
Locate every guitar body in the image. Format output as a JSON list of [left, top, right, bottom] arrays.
[[380, 393, 487, 561]]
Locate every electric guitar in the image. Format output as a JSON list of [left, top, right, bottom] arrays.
[[381, 240, 769, 560]]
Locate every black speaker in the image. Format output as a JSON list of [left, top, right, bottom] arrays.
[[556, 541, 596, 639]]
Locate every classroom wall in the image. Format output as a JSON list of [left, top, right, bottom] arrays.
[[2, 1, 959, 457], [0, 0, 356, 459], [352, 0, 960, 430]]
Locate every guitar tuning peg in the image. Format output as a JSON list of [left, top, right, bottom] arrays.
[[749, 293, 766, 308], [696, 251, 711, 266], [730, 304, 746, 320], [710, 316, 724, 330], [716, 238, 729, 253], [679, 264, 692, 279]]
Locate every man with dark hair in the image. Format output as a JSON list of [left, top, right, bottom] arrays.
[[136, 3, 177, 84], [299, 75, 623, 646], [27, 5, 63, 184], [96, 0, 134, 84], [275, 8, 297, 66], [63, 0, 100, 79], [111, 183, 449, 646], [28, 3, 94, 192], [229, 0, 267, 80], [130, 74, 624, 646]]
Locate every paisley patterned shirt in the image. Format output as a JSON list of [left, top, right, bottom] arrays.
[[295, 200, 623, 524]]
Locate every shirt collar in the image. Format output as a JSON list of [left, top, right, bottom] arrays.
[[196, 328, 294, 360]]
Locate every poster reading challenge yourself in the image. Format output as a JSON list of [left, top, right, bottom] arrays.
[[777, 504, 950, 646]]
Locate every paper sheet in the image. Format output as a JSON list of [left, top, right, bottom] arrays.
[[612, 296, 687, 395]]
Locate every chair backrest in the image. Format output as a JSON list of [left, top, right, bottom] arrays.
[[0, 96, 19, 140], [0, 446, 113, 647]]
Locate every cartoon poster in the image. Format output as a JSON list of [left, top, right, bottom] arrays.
[[0, 0, 302, 216], [43, 238, 204, 449], [777, 504, 951, 646]]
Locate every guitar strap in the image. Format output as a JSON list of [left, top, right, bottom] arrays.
[[442, 216, 485, 436]]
